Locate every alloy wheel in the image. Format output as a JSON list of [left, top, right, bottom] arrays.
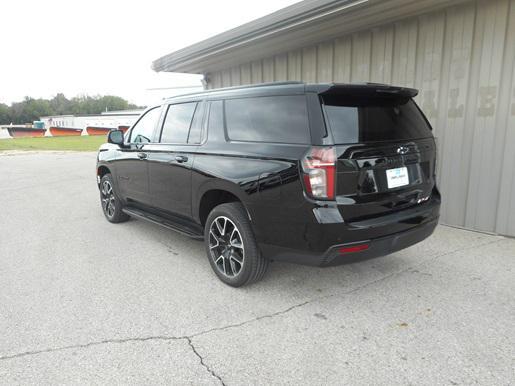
[[101, 180, 116, 218], [209, 216, 245, 277]]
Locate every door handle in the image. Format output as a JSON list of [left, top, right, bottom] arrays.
[[175, 155, 188, 163], [137, 152, 148, 160]]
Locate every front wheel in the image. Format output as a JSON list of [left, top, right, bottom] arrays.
[[204, 202, 269, 287], [99, 174, 129, 223]]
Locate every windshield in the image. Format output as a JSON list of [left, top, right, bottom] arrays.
[[322, 95, 433, 144]]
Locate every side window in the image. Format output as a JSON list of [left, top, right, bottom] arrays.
[[129, 107, 161, 143], [207, 100, 224, 142], [225, 95, 310, 144], [187, 101, 205, 144], [160, 102, 197, 143]]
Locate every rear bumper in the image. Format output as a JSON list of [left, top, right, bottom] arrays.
[[259, 217, 438, 267], [255, 191, 440, 266], [321, 217, 438, 266]]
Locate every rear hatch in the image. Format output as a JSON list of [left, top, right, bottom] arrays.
[[321, 85, 437, 223]]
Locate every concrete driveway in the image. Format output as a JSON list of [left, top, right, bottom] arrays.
[[0, 151, 513, 385]]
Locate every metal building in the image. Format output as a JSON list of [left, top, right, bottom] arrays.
[[152, 0, 515, 237]]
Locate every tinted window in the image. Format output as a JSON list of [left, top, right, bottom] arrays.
[[207, 100, 224, 142], [129, 107, 161, 143], [225, 95, 310, 144], [160, 102, 197, 143], [187, 101, 205, 144], [323, 95, 432, 143]]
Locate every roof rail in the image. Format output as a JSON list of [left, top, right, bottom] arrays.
[[227, 81, 304, 89], [163, 81, 305, 100]]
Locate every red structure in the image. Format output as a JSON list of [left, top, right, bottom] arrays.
[[6, 127, 46, 138], [49, 127, 83, 136], [86, 127, 116, 136]]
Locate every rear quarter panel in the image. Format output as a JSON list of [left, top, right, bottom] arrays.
[[191, 142, 309, 212], [190, 142, 310, 248]]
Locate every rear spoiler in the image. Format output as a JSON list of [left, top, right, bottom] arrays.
[[308, 83, 419, 98]]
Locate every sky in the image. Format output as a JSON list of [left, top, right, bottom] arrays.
[[0, 0, 299, 106]]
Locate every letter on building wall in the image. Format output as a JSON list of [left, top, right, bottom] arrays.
[[448, 88, 464, 118], [478, 86, 497, 117], [422, 90, 437, 119]]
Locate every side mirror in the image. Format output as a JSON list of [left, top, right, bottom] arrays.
[[108, 129, 125, 146]]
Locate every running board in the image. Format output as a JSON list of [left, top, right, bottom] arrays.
[[122, 207, 204, 240]]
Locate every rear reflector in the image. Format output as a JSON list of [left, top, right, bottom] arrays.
[[338, 244, 369, 254]]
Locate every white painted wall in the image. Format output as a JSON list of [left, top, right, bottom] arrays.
[[40, 112, 143, 135]]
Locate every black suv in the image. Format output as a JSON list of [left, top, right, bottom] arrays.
[[97, 82, 440, 287]]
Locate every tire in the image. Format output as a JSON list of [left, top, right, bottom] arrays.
[[99, 174, 130, 223], [204, 202, 269, 287]]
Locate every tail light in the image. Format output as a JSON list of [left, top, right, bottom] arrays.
[[301, 146, 336, 200]]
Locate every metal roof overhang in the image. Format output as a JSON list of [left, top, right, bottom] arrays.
[[152, 0, 472, 75]]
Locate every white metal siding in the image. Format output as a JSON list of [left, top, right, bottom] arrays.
[[206, 0, 515, 237]]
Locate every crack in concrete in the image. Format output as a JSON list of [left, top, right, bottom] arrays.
[[0, 335, 185, 361], [0, 335, 226, 385], [0, 236, 505, 379], [0, 302, 309, 363], [189, 301, 310, 339], [186, 337, 226, 386], [0, 299, 312, 384]]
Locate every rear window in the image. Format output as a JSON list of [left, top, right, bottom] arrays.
[[225, 95, 310, 144], [322, 95, 432, 144]]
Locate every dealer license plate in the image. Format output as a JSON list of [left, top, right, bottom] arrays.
[[386, 167, 409, 189]]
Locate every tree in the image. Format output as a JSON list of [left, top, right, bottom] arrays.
[[3, 94, 143, 124], [0, 103, 10, 125], [49, 93, 71, 115], [69, 95, 138, 114], [9, 97, 53, 124]]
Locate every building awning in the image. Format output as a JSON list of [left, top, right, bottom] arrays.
[[152, 0, 470, 74]]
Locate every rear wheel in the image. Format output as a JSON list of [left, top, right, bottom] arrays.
[[99, 174, 129, 223], [204, 202, 269, 287]]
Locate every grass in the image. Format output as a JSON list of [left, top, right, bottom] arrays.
[[0, 136, 107, 152]]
